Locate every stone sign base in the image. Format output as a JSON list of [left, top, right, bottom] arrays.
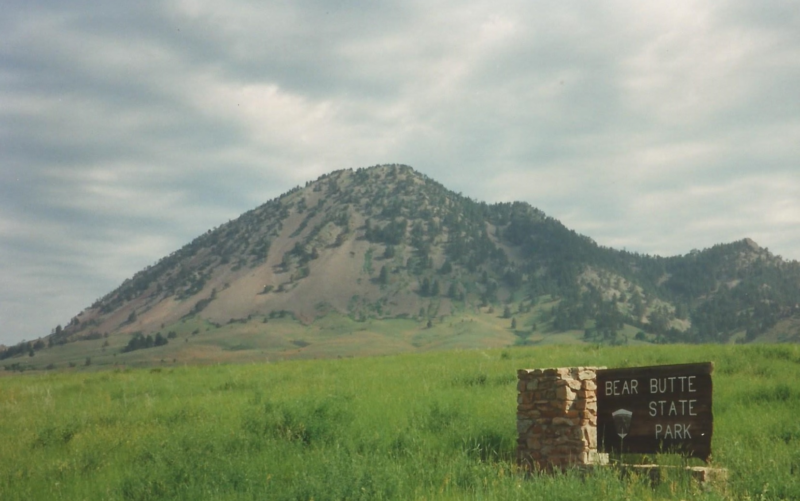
[[516, 366, 606, 471], [616, 464, 728, 491]]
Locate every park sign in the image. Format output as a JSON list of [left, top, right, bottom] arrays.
[[596, 362, 713, 461]]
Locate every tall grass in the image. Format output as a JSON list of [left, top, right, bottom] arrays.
[[1, 344, 799, 499]]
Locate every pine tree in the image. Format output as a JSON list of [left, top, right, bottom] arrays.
[[420, 278, 430, 296]]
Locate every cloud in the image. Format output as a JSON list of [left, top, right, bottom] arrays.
[[1, 0, 799, 344]]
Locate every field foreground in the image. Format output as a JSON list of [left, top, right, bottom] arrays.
[[1, 344, 799, 500]]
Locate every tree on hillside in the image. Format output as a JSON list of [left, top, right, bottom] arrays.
[[630, 290, 645, 319], [364, 218, 373, 240], [646, 307, 670, 334], [420, 278, 430, 296]]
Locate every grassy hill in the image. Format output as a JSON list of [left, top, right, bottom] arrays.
[[2, 343, 799, 499], [9, 298, 657, 372]]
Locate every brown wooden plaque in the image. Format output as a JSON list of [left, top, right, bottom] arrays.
[[596, 362, 713, 461]]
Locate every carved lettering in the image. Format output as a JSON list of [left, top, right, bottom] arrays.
[[606, 379, 639, 396], [649, 376, 695, 394], [647, 399, 698, 416], [655, 423, 692, 440]]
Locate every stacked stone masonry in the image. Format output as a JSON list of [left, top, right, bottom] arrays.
[[517, 366, 607, 471]]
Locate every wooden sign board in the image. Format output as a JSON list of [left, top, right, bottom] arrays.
[[596, 362, 713, 461]]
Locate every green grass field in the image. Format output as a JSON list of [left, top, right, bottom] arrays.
[[2, 343, 799, 500]]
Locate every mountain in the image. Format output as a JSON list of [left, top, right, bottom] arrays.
[[5, 164, 800, 369]]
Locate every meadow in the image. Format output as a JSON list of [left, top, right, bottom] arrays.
[[1, 343, 799, 500]]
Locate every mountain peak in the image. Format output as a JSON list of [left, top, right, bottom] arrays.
[[5, 165, 800, 367], [742, 237, 761, 251]]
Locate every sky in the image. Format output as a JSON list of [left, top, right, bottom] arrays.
[[2, 0, 799, 345]]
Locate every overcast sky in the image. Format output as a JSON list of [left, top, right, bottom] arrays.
[[2, 0, 799, 345]]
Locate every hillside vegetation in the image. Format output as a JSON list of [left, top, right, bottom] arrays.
[[1, 344, 799, 500], [4, 164, 800, 368]]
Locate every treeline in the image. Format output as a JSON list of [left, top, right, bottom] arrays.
[[0, 338, 46, 360], [122, 332, 172, 353]]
